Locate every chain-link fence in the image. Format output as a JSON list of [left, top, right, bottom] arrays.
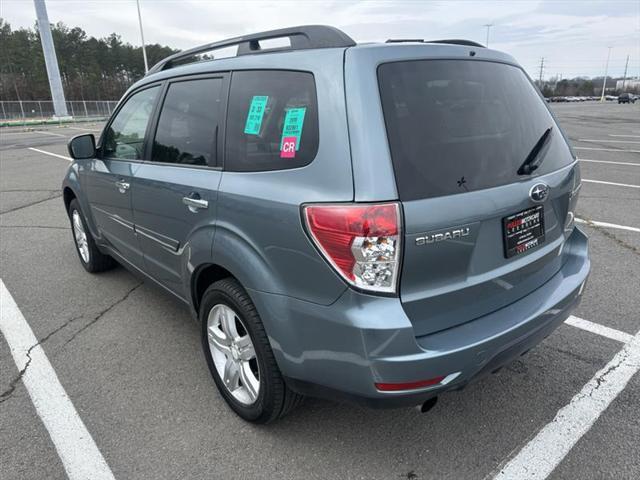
[[0, 100, 118, 122]]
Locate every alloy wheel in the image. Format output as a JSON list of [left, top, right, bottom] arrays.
[[72, 210, 90, 263], [206, 304, 260, 405]]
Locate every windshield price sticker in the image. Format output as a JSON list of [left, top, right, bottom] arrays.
[[244, 96, 269, 135], [280, 107, 306, 152]]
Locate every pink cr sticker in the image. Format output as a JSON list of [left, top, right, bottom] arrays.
[[280, 136, 297, 158]]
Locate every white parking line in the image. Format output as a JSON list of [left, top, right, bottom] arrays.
[[34, 130, 66, 137], [579, 158, 640, 167], [609, 134, 640, 138], [27, 147, 72, 162], [0, 130, 40, 135], [0, 279, 116, 480], [494, 326, 640, 480], [582, 179, 640, 189], [67, 126, 102, 132], [574, 147, 640, 153], [564, 315, 634, 344], [575, 218, 640, 233], [577, 139, 640, 144]]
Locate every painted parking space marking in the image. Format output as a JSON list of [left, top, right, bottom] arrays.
[[564, 315, 634, 344], [0, 130, 65, 137], [494, 326, 640, 480], [34, 130, 66, 137], [577, 139, 640, 144], [582, 179, 640, 189], [575, 218, 640, 233], [574, 146, 640, 153], [0, 279, 116, 480], [67, 126, 102, 132], [609, 134, 640, 138], [27, 147, 72, 162], [0, 130, 43, 136], [579, 158, 640, 167]]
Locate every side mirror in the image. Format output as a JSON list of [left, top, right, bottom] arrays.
[[68, 134, 96, 160]]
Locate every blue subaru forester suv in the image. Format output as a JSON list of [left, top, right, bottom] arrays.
[[62, 26, 590, 423]]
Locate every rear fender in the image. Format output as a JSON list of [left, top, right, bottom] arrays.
[[180, 226, 217, 308], [211, 223, 281, 297]]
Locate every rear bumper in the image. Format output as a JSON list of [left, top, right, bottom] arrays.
[[249, 227, 590, 408]]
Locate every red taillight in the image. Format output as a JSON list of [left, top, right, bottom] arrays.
[[303, 203, 401, 293], [375, 376, 446, 392]]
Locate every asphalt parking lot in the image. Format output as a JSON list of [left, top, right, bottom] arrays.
[[1, 103, 638, 480]]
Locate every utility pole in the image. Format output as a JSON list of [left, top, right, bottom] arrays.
[[33, 0, 68, 118], [621, 54, 630, 91], [483, 24, 493, 47], [600, 46, 612, 102], [538, 57, 545, 88], [136, 0, 149, 73]]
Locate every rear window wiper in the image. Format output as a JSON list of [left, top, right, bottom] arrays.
[[517, 126, 553, 175]]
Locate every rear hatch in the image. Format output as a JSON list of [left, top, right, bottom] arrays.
[[376, 57, 579, 336]]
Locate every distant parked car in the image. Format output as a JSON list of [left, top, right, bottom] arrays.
[[618, 93, 636, 104]]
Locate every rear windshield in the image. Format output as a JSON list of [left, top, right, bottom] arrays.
[[378, 60, 572, 200]]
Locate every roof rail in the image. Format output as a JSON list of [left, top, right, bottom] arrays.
[[427, 39, 485, 48], [147, 25, 356, 74]]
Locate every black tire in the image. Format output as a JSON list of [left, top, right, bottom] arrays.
[[68, 199, 115, 273], [200, 278, 303, 423]]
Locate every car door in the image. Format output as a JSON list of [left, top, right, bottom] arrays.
[[83, 85, 161, 269], [131, 74, 228, 298]]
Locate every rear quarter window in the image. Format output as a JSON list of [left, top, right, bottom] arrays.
[[225, 70, 319, 172]]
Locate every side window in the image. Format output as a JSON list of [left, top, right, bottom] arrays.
[[103, 86, 159, 160], [225, 70, 319, 172], [152, 77, 225, 166]]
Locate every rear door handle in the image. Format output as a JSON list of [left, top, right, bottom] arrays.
[[182, 195, 208, 213], [115, 180, 130, 193]]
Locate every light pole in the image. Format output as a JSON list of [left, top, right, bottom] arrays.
[[33, 0, 69, 118], [600, 47, 612, 102], [621, 54, 629, 91], [483, 24, 493, 47], [136, 0, 149, 73]]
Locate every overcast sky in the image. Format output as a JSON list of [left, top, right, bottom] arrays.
[[2, 0, 639, 79]]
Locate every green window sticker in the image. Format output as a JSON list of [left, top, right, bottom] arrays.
[[244, 96, 269, 135], [280, 107, 306, 151]]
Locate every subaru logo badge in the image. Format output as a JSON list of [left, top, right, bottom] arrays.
[[529, 183, 549, 203]]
